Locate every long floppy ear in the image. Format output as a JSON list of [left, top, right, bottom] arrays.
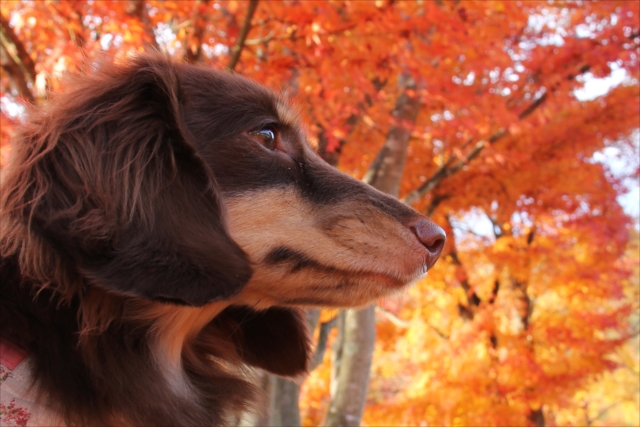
[[210, 306, 311, 377], [8, 54, 251, 305]]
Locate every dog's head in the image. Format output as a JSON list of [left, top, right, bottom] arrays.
[[1, 53, 444, 378], [177, 62, 446, 309]]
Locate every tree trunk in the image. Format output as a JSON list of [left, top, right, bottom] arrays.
[[267, 309, 319, 427], [325, 75, 421, 427], [325, 308, 376, 426], [363, 76, 421, 192], [270, 377, 302, 426]]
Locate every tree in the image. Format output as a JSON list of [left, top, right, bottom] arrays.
[[1, 1, 638, 426]]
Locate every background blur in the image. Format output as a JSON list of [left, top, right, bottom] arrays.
[[1, 1, 638, 426]]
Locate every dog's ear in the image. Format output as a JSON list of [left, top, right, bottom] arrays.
[[211, 306, 311, 377], [10, 54, 251, 305]]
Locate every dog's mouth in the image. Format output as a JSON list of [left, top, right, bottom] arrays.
[[259, 243, 429, 286], [231, 249, 432, 309], [224, 187, 445, 309]]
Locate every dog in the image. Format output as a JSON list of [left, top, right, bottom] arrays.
[[0, 53, 445, 426]]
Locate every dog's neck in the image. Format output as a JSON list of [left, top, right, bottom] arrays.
[[2, 260, 254, 419], [80, 290, 230, 369], [140, 302, 230, 396]]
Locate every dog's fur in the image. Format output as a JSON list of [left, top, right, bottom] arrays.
[[0, 54, 445, 426]]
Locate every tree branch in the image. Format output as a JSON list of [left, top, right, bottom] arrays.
[[0, 12, 36, 102], [424, 193, 450, 217], [48, 3, 86, 47], [518, 91, 548, 120], [310, 316, 339, 370], [585, 402, 620, 426], [312, 76, 388, 166], [244, 22, 358, 46], [401, 64, 594, 207], [444, 215, 482, 322], [401, 128, 507, 206], [128, 0, 159, 48], [375, 306, 410, 328], [227, 0, 259, 71], [428, 322, 450, 340], [0, 39, 35, 102], [244, 30, 274, 46], [185, 0, 211, 63], [0, 13, 36, 80]]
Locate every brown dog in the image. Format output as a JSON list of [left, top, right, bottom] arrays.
[[0, 54, 445, 426]]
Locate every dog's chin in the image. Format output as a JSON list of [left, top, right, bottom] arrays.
[[235, 266, 429, 310], [400, 268, 429, 288], [353, 267, 429, 302], [356, 266, 427, 290]]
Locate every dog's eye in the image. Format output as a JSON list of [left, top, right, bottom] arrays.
[[250, 126, 279, 151]]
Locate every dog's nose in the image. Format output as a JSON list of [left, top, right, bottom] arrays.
[[409, 218, 446, 269]]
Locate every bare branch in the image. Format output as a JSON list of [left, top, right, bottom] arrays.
[[185, 0, 211, 63], [244, 23, 358, 46], [244, 30, 274, 46], [528, 408, 545, 427], [428, 322, 450, 340], [227, 0, 259, 71], [310, 316, 339, 370], [128, 0, 159, 49], [48, 3, 86, 47], [0, 12, 36, 102], [0, 38, 35, 103], [518, 91, 548, 120], [401, 128, 507, 206], [0, 13, 36, 80], [313, 77, 388, 166], [375, 306, 410, 328], [401, 63, 594, 207], [424, 193, 450, 217]]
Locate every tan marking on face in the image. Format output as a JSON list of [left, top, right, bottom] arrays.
[[306, 134, 319, 151], [225, 188, 428, 309], [276, 100, 300, 129]]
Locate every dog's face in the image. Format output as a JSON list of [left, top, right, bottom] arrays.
[[4, 54, 444, 311], [176, 63, 445, 309]]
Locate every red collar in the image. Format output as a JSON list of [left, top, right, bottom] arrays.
[[0, 339, 27, 370]]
